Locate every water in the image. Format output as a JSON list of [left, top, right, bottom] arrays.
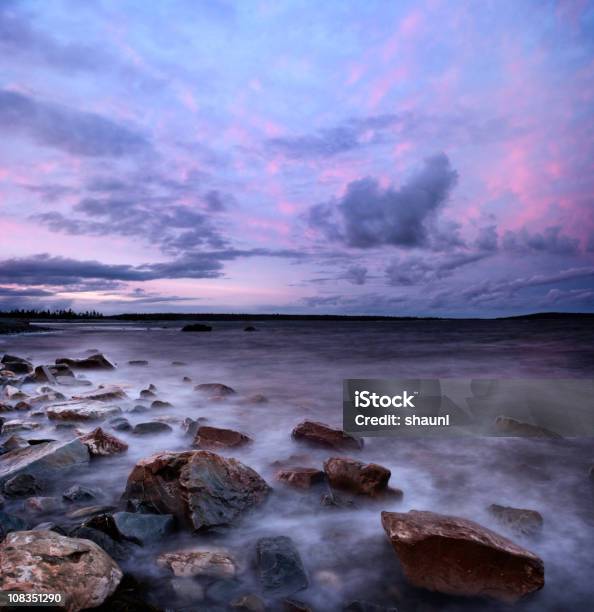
[[1, 318, 593, 611]]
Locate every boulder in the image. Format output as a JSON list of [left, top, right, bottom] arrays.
[[157, 549, 236, 578], [0, 530, 122, 610], [56, 353, 115, 370], [494, 416, 562, 438], [2, 419, 40, 433], [72, 386, 127, 402], [47, 400, 122, 421], [4, 473, 42, 496], [32, 363, 75, 383], [292, 421, 363, 451], [1, 354, 33, 374], [195, 382, 237, 398], [256, 536, 308, 596], [112, 512, 174, 545], [277, 467, 325, 490], [0, 439, 90, 488], [66, 505, 117, 520], [487, 504, 544, 536], [132, 421, 172, 435], [193, 426, 252, 450], [181, 323, 212, 332], [122, 450, 270, 531], [381, 510, 545, 602], [79, 427, 128, 457], [324, 457, 390, 497], [130, 404, 150, 414]]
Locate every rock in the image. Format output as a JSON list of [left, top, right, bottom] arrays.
[[130, 404, 150, 414], [122, 450, 270, 531], [381, 510, 545, 602], [151, 400, 173, 409], [4, 473, 42, 496], [277, 467, 325, 490], [207, 578, 245, 603], [69, 526, 131, 562], [132, 421, 172, 435], [0, 320, 50, 334], [56, 353, 115, 370], [128, 360, 149, 366], [0, 510, 28, 540], [343, 602, 398, 612], [0, 439, 90, 488], [0, 530, 122, 609], [14, 400, 33, 410], [182, 417, 200, 438], [243, 393, 269, 404], [284, 600, 312, 612], [32, 363, 75, 384], [72, 386, 128, 402], [79, 427, 128, 457], [292, 421, 363, 451], [256, 536, 308, 597], [140, 388, 157, 398], [158, 549, 236, 578], [0, 494, 3, 508], [494, 416, 562, 438], [172, 361, 187, 366], [244, 326, 257, 332], [25, 496, 62, 514], [2, 434, 30, 451], [112, 512, 174, 545], [67, 505, 117, 520], [3, 385, 29, 401], [324, 457, 391, 496], [47, 400, 122, 421], [182, 323, 212, 332], [1, 354, 33, 374], [193, 426, 252, 450], [320, 491, 356, 509], [28, 391, 67, 405], [109, 416, 131, 432], [2, 419, 41, 433], [231, 594, 266, 611], [170, 577, 205, 603], [63, 485, 97, 502], [487, 504, 544, 536], [182, 376, 192, 383], [195, 382, 237, 398]]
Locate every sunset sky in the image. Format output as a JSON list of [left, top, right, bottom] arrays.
[[1, 0, 593, 316]]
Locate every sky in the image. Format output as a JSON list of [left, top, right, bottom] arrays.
[[0, 0, 593, 316]]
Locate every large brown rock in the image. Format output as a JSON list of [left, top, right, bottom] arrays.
[[0, 530, 122, 611], [56, 353, 115, 370], [324, 457, 390, 496], [46, 400, 122, 421], [122, 450, 270, 532], [193, 426, 252, 450], [79, 427, 128, 457], [277, 467, 325, 490], [292, 421, 363, 451], [381, 510, 544, 602]]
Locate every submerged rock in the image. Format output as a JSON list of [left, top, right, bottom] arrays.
[[72, 385, 128, 402], [151, 400, 173, 409], [494, 416, 562, 438], [195, 382, 237, 398], [25, 496, 62, 514], [381, 509, 545, 602], [109, 416, 132, 432], [158, 549, 236, 578], [277, 467, 325, 490], [3, 473, 42, 496], [256, 536, 308, 597], [63, 484, 97, 502], [0, 530, 122, 610], [132, 421, 172, 435], [47, 400, 122, 422], [128, 360, 149, 366], [31, 363, 75, 384], [79, 427, 128, 457], [487, 504, 544, 536], [56, 353, 115, 370], [122, 450, 270, 532], [324, 457, 391, 497], [292, 421, 363, 451], [181, 323, 213, 332], [193, 425, 252, 450]]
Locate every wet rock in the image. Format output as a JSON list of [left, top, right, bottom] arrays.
[[94, 573, 163, 612], [109, 416, 132, 431], [158, 549, 236, 578], [182, 323, 212, 332], [4, 473, 42, 496], [0, 438, 89, 488], [292, 421, 363, 451], [112, 511, 174, 545], [277, 467, 325, 490], [231, 593, 266, 611], [132, 421, 172, 435], [195, 382, 237, 398], [0, 530, 122, 609], [2, 419, 41, 433], [181, 417, 206, 438], [3, 385, 29, 401], [79, 427, 128, 457], [67, 505, 118, 520], [0, 494, 3, 508], [14, 400, 33, 410], [244, 326, 257, 332], [193, 425, 252, 450], [69, 526, 131, 562], [72, 385, 128, 402], [0, 510, 29, 541], [140, 388, 157, 399], [0, 402, 13, 413], [256, 536, 308, 597], [487, 504, 544, 536], [151, 400, 173, 409], [25, 496, 62, 514], [129, 360, 149, 366], [1, 354, 33, 374], [494, 416, 562, 438], [28, 391, 67, 405], [47, 400, 122, 421], [324, 457, 391, 497], [381, 509, 545, 602], [3, 434, 30, 451], [63, 484, 97, 502], [56, 353, 116, 370], [130, 404, 150, 414], [31, 363, 75, 384], [122, 450, 270, 531], [343, 602, 398, 612]]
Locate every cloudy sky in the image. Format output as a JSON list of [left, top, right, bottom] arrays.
[[1, 0, 593, 316]]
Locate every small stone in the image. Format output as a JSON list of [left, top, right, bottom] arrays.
[[158, 549, 237, 578], [151, 400, 173, 409], [63, 485, 97, 502], [109, 416, 132, 431], [487, 504, 544, 536], [256, 536, 308, 597], [195, 383, 237, 397], [324, 457, 391, 497], [244, 326, 257, 332], [494, 416, 562, 438], [292, 421, 363, 451], [193, 426, 252, 450], [277, 467, 325, 490], [132, 421, 173, 435], [128, 360, 149, 366], [55, 353, 115, 370]]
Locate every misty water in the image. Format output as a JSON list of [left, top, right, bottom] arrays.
[[1, 318, 593, 611]]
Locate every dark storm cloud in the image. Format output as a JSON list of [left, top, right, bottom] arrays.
[[308, 153, 458, 248], [0, 89, 149, 157], [502, 226, 580, 255], [0, 286, 54, 297]]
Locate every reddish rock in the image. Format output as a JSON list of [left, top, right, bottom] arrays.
[[487, 504, 544, 536], [46, 400, 122, 421], [79, 427, 128, 457], [292, 421, 363, 451], [324, 457, 390, 496], [277, 467, 325, 489], [56, 353, 115, 370], [122, 450, 270, 532], [195, 383, 237, 398], [32, 363, 75, 383], [157, 549, 236, 578], [193, 426, 252, 450], [381, 510, 545, 602], [72, 386, 127, 402]]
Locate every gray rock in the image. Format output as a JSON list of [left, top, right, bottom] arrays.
[[132, 421, 172, 435], [0, 510, 29, 540], [63, 485, 97, 502], [112, 511, 174, 545], [4, 472, 42, 496], [109, 416, 132, 431], [256, 536, 308, 596], [69, 526, 131, 561]]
